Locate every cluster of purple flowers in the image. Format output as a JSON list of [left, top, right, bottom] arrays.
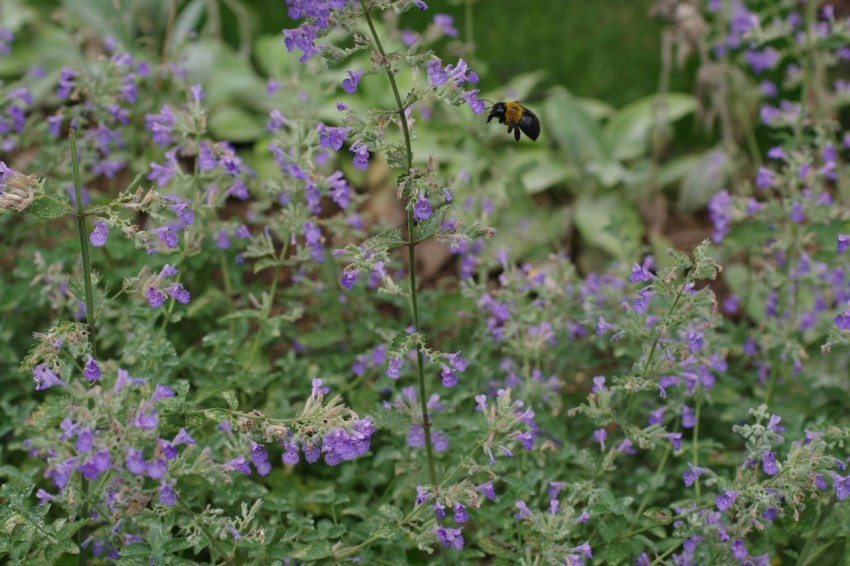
[[145, 264, 191, 308]]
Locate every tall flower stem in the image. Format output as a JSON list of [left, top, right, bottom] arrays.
[[69, 129, 97, 358], [363, 4, 438, 487]]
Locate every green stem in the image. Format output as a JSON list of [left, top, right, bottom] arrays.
[[247, 260, 283, 367], [363, 3, 438, 488], [464, 0, 475, 57], [692, 397, 702, 502], [651, 539, 683, 565], [69, 129, 97, 358]]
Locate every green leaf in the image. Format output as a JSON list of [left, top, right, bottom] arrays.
[[543, 87, 608, 161], [413, 205, 449, 243], [605, 539, 632, 565], [676, 149, 733, 212], [573, 194, 643, 261], [209, 107, 266, 143], [26, 194, 73, 220], [290, 541, 332, 561], [598, 515, 627, 541], [604, 93, 697, 161], [222, 391, 239, 410]]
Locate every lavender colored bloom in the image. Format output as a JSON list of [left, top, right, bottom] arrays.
[[317, 124, 349, 151], [171, 202, 194, 225], [250, 441, 272, 476], [33, 363, 66, 390], [441, 365, 458, 388], [835, 310, 850, 331], [762, 451, 779, 475], [514, 500, 532, 519], [633, 288, 654, 314], [406, 425, 425, 448], [708, 190, 732, 243], [744, 48, 779, 73], [464, 89, 485, 114], [133, 406, 158, 429], [416, 486, 429, 505], [833, 473, 850, 500], [151, 384, 175, 402], [35, 489, 55, 504], [716, 489, 740, 511], [790, 202, 805, 224], [342, 70, 363, 94], [79, 449, 111, 480], [681, 405, 695, 428], [630, 263, 654, 282], [165, 283, 190, 304], [160, 263, 179, 279], [147, 457, 167, 479], [340, 269, 359, 290], [433, 14, 459, 37], [434, 525, 464, 550], [427, 59, 448, 87], [667, 432, 682, 450], [83, 356, 101, 382], [351, 140, 369, 170], [476, 481, 496, 501], [838, 235, 850, 254], [387, 357, 402, 379], [684, 463, 707, 487], [413, 196, 432, 220], [158, 480, 177, 506], [126, 449, 147, 475], [453, 502, 468, 523], [57, 67, 76, 99], [223, 455, 251, 475], [281, 441, 300, 465], [311, 377, 329, 397], [89, 221, 108, 247], [215, 229, 230, 249], [147, 287, 165, 308], [155, 227, 179, 249], [592, 428, 607, 449], [76, 428, 94, 453]]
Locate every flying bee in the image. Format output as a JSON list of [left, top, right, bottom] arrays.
[[486, 101, 540, 142]]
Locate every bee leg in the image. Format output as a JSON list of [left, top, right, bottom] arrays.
[[514, 127, 521, 142]]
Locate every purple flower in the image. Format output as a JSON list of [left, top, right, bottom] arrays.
[[165, 283, 191, 304], [835, 310, 850, 331], [147, 457, 167, 479], [155, 227, 179, 249], [833, 473, 850, 500], [434, 525, 464, 550], [147, 287, 165, 308], [708, 190, 732, 243], [427, 59, 448, 87], [223, 455, 251, 475], [84, 356, 101, 382], [416, 486, 429, 505], [125, 449, 147, 475], [340, 269, 359, 290], [514, 500, 532, 519], [592, 428, 607, 449], [342, 70, 363, 94], [89, 222, 108, 247], [413, 196, 432, 220], [838, 235, 850, 254], [33, 363, 66, 390], [762, 451, 779, 475], [441, 365, 458, 388], [158, 480, 177, 506], [476, 481, 496, 501], [387, 357, 402, 379], [152, 384, 175, 402], [716, 489, 740, 511], [681, 405, 695, 428], [250, 441, 272, 476], [684, 463, 707, 487], [57, 67, 75, 99], [133, 406, 158, 429], [76, 428, 94, 453], [350, 140, 369, 170], [463, 89, 485, 114], [666, 432, 682, 450], [317, 124, 349, 151], [171, 202, 194, 225], [448, 351, 467, 372], [79, 449, 111, 480], [433, 14, 459, 37], [453, 502, 468, 523], [281, 441, 300, 465], [630, 262, 654, 282]]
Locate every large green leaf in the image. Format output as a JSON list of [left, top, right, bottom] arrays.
[[676, 148, 733, 212], [543, 87, 608, 162], [605, 93, 697, 161], [573, 194, 643, 261]]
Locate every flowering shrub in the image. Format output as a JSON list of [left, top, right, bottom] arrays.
[[3, 0, 850, 564]]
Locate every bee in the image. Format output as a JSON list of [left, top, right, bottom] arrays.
[[486, 101, 540, 142]]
